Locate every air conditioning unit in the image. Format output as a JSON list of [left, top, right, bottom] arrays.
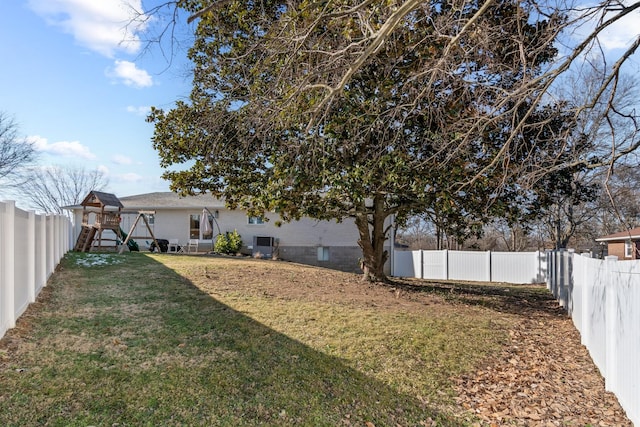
[[252, 236, 275, 258]]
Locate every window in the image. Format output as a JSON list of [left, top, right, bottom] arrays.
[[248, 216, 264, 225], [317, 246, 330, 261], [189, 214, 215, 239], [145, 214, 155, 225], [625, 240, 633, 258], [189, 214, 200, 239]]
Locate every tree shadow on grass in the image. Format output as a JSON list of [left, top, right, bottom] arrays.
[[386, 277, 565, 318], [0, 253, 465, 427]]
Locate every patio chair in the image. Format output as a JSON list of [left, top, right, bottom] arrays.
[[186, 239, 199, 253], [168, 239, 183, 253]]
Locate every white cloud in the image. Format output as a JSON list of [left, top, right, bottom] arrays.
[[107, 60, 153, 87], [119, 172, 143, 182], [569, 5, 640, 52], [126, 105, 151, 116], [599, 14, 640, 51], [112, 154, 133, 165], [31, 135, 96, 160], [27, 0, 148, 58], [97, 165, 110, 176]]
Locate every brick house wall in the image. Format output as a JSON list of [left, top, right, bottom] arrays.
[[606, 241, 640, 260]]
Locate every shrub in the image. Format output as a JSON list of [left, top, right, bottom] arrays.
[[226, 229, 243, 253], [214, 230, 243, 255], [214, 233, 229, 254]]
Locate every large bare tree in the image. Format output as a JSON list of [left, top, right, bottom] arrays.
[[0, 112, 37, 190], [20, 166, 109, 214]]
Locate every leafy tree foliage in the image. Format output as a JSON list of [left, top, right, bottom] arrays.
[[150, 0, 573, 280]]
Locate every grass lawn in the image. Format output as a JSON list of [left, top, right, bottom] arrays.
[[0, 252, 552, 426]]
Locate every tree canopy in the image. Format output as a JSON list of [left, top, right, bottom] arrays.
[[149, 0, 628, 280]]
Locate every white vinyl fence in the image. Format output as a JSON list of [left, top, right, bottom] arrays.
[[393, 249, 547, 284], [548, 250, 639, 425], [0, 200, 71, 340]]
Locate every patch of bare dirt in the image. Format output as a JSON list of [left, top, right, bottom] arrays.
[[192, 258, 448, 312]]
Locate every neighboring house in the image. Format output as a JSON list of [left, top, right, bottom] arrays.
[[66, 192, 389, 274], [595, 227, 640, 260]]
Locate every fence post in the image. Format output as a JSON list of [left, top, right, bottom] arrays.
[[604, 255, 619, 392], [487, 250, 492, 282], [47, 215, 55, 279], [2, 201, 16, 330], [547, 250, 558, 296], [536, 250, 545, 283], [547, 250, 554, 292], [38, 214, 47, 288], [444, 249, 449, 280], [53, 215, 59, 265], [564, 249, 575, 311], [27, 210, 36, 303], [554, 249, 564, 304], [551, 250, 560, 296]]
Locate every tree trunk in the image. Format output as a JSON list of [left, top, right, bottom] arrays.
[[355, 195, 389, 282]]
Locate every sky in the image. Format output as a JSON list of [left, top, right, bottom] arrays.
[[0, 0, 195, 208], [1, 1, 639, 211]]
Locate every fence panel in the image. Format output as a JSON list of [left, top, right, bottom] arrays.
[[491, 251, 545, 284], [392, 249, 547, 284], [422, 250, 448, 280], [35, 214, 46, 294], [0, 201, 9, 338], [393, 250, 422, 278], [576, 255, 607, 376], [0, 200, 70, 340], [607, 259, 640, 423], [448, 250, 490, 282], [13, 208, 30, 320]]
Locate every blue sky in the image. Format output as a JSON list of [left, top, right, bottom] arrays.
[[0, 0, 194, 206], [1, 1, 638, 210]]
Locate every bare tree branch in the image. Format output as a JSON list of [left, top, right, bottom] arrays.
[[20, 166, 109, 214], [0, 112, 37, 190]]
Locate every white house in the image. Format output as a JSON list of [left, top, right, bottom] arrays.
[[65, 191, 388, 273]]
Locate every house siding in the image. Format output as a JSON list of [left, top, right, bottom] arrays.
[[607, 242, 627, 260]]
